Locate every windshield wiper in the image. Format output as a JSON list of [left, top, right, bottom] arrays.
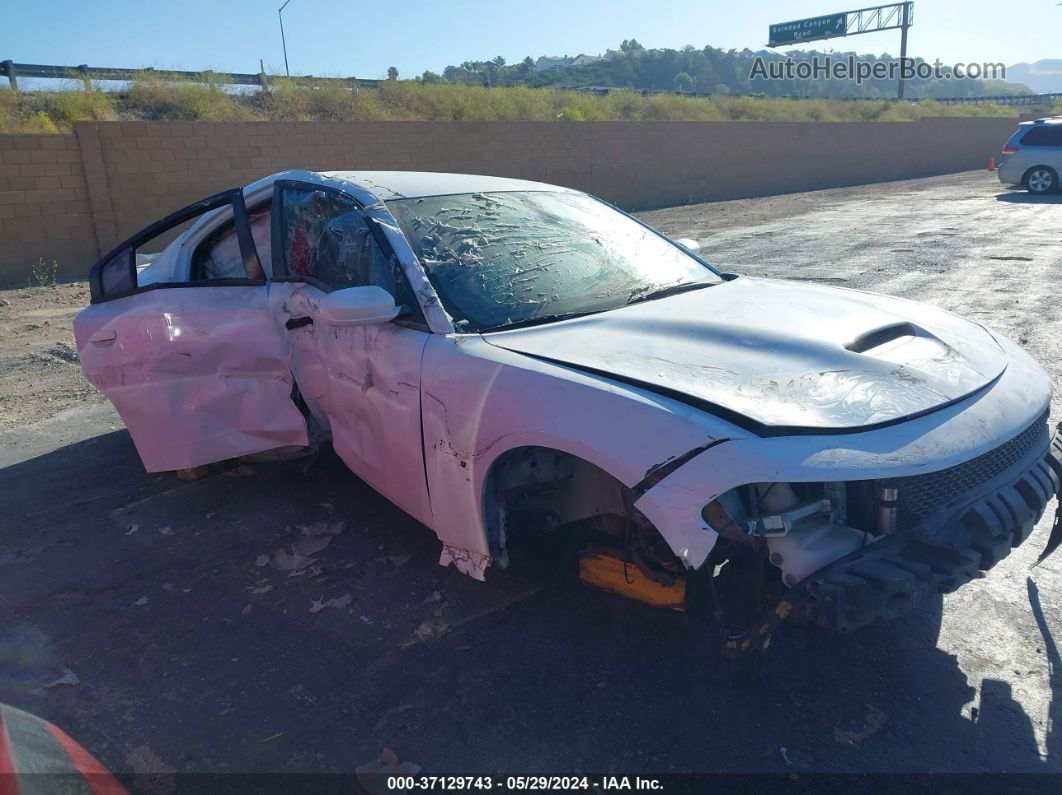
[[626, 280, 715, 306], [479, 309, 606, 333]]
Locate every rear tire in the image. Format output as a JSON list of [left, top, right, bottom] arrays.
[[1024, 166, 1058, 195]]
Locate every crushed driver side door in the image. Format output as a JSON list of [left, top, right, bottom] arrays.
[[74, 190, 308, 472]]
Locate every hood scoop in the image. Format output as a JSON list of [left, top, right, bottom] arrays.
[[484, 277, 1007, 435], [846, 322, 919, 353]]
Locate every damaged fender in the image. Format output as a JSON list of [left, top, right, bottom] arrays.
[[418, 334, 748, 568]]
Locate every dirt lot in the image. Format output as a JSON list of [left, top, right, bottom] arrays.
[[1, 171, 1061, 782], [0, 282, 97, 430]]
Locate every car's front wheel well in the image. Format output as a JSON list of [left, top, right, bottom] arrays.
[[482, 446, 644, 568]]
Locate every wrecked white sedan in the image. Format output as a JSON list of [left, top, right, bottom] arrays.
[[75, 171, 1062, 653]]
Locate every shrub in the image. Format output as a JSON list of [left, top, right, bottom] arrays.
[[124, 73, 259, 122], [0, 79, 1029, 132], [42, 89, 115, 123], [23, 112, 58, 133]]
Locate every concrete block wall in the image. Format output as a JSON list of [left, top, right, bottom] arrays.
[[0, 133, 96, 282], [0, 117, 1017, 283]]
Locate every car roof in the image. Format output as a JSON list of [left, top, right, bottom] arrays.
[[1019, 116, 1062, 127], [242, 170, 575, 203]]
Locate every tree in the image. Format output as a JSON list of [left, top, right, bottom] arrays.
[[387, 66, 398, 81], [420, 70, 445, 84], [492, 56, 506, 68], [673, 71, 695, 92], [620, 39, 644, 53]]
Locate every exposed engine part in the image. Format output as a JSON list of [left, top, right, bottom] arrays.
[[766, 520, 870, 587], [746, 498, 834, 537], [701, 500, 757, 545], [708, 481, 879, 589], [753, 482, 798, 513], [824, 481, 847, 525], [877, 486, 899, 534], [706, 480, 879, 614]]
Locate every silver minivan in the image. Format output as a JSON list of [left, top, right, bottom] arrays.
[[997, 117, 1062, 194]]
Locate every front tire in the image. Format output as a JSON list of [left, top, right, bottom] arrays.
[[1024, 166, 1058, 195]]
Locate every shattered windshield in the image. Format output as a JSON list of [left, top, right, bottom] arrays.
[[386, 191, 720, 332]]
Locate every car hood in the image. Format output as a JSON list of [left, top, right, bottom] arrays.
[[482, 276, 1008, 434]]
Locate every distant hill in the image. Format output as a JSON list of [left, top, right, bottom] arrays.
[[1006, 60, 1062, 94], [424, 41, 1032, 99]]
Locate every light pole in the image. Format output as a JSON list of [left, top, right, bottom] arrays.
[[279, 0, 295, 77]]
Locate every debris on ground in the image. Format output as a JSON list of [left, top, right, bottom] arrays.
[[126, 744, 177, 794], [241, 604, 252, 616], [30, 668, 80, 694], [406, 619, 448, 645], [423, 591, 442, 604], [310, 594, 353, 613], [250, 584, 273, 595], [133, 596, 148, 606], [124, 524, 140, 536], [780, 747, 792, 766], [357, 748, 422, 795], [254, 554, 269, 567], [156, 526, 174, 536], [175, 466, 209, 481], [386, 555, 412, 568], [292, 534, 331, 557], [226, 464, 255, 478], [296, 520, 346, 536], [270, 548, 316, 572], [834, 705, 888, 746]]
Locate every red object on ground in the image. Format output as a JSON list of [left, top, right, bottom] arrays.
[[987, 156, 997, 171], [0, 704, 127, 794]]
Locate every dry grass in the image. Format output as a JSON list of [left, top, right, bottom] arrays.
[[0, 79, 1026, 133]]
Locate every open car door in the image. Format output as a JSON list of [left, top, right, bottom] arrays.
[[74, 190, 308, 472]]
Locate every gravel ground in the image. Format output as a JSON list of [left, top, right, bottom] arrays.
[[1, 171, 1060, 782], [0, 282, 97, 430]]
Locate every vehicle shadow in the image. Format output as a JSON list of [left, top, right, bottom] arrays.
[[995, 192, 1062, 204], [0, 431, 1058, 777], [1028, 577, 1061, 762]]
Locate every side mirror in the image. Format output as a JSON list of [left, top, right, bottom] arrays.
[[317, 285, 400, 327], [674, 237, 701, 253]]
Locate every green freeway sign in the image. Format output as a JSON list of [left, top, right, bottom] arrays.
[[768, 12, 848, 47]]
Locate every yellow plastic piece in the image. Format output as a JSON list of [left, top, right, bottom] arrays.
[[578, 544, 686, 611]]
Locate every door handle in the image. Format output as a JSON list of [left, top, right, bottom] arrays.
[[286, 316, 313, 330], [90, 329, 117, 345]]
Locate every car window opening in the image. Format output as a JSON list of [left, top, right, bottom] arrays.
[[279, 185, 425, 324]]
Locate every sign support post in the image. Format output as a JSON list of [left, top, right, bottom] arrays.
[[897, 1, 911, 99]]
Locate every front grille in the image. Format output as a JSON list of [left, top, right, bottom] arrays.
[[890, 409, 1050, 527]]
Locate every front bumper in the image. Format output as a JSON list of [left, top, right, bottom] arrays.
[[802, 423, 1062, 632]]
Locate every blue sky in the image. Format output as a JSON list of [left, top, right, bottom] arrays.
[[3, 0, 1057, 80]]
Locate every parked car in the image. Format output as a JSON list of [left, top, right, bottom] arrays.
[[74, 171, 1062, 654], [997, 116, 1062, 194]]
